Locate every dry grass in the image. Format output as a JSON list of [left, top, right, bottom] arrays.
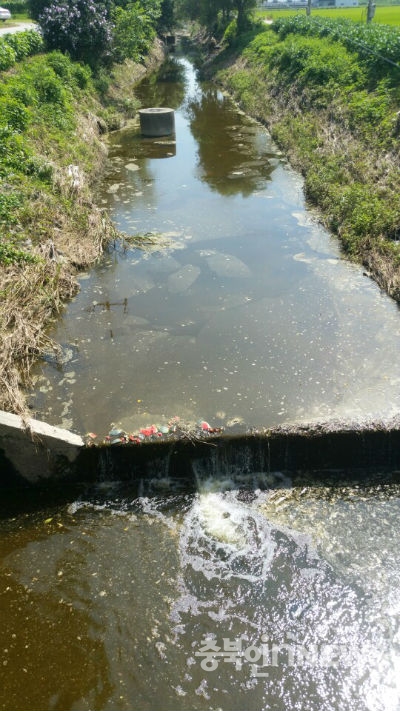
[[0, 206, 120, 416], [0, 260, 77, 415]]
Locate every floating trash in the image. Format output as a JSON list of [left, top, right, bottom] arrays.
[[140, 425, 158, 437], [87, 416, 224, 448]]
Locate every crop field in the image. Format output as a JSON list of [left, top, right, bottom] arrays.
[[257, 5, 400, 26]]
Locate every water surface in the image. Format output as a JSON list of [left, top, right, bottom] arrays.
[[30, 55, 400, 436], [1, 477, 400, 711]]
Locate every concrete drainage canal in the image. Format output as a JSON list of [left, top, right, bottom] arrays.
[[1, 49, 400, 711]]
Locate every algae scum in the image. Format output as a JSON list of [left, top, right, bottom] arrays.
[[2, 52, 400, 711]]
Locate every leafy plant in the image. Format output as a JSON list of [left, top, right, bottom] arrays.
[[272, 16, 400, 85], [0, 241, 38, 266], [0, 193, 22, 226], [38, 0, 113, 68], [112, 1, 158, 63], [0, 30, 44, 73]]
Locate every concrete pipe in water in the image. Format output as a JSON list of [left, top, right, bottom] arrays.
[[139, 107, 175, 137]]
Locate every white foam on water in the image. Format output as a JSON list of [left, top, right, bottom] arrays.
[[180, 488, 277, 584]]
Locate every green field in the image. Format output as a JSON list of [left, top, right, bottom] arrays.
[[257, 4, 400, 26]]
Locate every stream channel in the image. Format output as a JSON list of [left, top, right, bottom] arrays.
[[1, 50, 400, 711]]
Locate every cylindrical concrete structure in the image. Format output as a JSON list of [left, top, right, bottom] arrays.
[[139, 107, 175, 137]]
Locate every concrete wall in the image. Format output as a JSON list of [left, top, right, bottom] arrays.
[[0, 410, 83, 485], [78, 422, 400, 496], [2, 409, 400, 491]]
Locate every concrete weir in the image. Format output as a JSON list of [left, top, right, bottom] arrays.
[[1, 409, 400, 491], [0, 410, 83, 486]]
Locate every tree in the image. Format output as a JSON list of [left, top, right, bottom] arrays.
[[27, 0, 49, 20], [175, 0, 254, 34], [112, 1, 158, 63], [234, 0, 256, 32], [158, 0, 174, 33], [28, 0, 113, 20], [34, 0, 164, 68], [38, 0, 113, 68]]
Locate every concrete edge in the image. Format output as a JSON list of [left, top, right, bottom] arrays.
[[2, 409, 400, 488], [0, 410, 84, 484]]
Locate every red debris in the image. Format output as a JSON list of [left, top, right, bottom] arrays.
[[201, 421, 211, 431], [140, 424, 158, 437]]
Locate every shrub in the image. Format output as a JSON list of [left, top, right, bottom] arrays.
[[223, 19, 238, 47], [268, 35, 363, 90], [3, 30, 42, 57], [112, 2, 157, 64], [72, 63, 91, 89], [0, 96, 29, 132], [0, 30, 44, 73], [0, 43, 16, 72], [39, 0, 113, 68], [0, 126, 31, 175]]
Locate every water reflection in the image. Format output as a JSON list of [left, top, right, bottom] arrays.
[[187, 86, 276, 196], [135, 56, 186, 109]]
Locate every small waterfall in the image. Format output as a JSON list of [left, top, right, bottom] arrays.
[[76, 422, 400, 495]]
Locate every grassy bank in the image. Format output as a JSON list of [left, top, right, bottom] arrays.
[[209, 17, 400, 300], [0, 34, 165, 415]]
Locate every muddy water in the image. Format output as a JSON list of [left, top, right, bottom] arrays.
[[1, 478, 400, 711], [29, 55, 400, 436]]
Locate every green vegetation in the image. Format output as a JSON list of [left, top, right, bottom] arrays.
[[215, 16, 400, 297], [257, 4, 400, 26], [28, 0, 169, 68], [0, 20, 164, 413], [0, 41, 97, 257], [0, 29, 43, 70], [175, 0, 257, 34], [1, 1, 29, 17]]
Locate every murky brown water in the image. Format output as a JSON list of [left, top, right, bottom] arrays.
[[1, 477, 400, 711], [29, 55, 400, 437]]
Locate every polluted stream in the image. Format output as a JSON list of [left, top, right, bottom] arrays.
[[30, 55, 400, 437], [1, 53, 400, 710]]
